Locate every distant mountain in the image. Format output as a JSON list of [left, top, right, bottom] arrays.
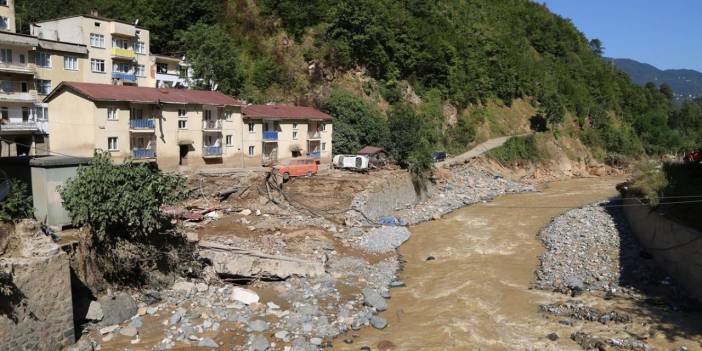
[[608, 58, 702, 99]]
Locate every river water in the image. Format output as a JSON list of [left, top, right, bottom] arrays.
[[339, 177, 702, 350]]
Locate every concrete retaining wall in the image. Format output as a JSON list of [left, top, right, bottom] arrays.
[[622, 197, 702, 302], [0, 221, 75, 351], [351, 171, 434, 222]]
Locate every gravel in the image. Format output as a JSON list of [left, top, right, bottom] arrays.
[[356, 226, 411, 253]]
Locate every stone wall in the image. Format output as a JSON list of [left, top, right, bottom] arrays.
[[0, 221, 75, 351], [349, 171, 434, 223], [622, 197, 702, 302]]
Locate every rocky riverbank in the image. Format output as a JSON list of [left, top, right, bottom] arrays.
[[69, 160, 535, 350], [535, 200, 700, 350]]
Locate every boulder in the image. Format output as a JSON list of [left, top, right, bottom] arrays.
[[119, 326, 138, 337], [85, 301, 104, 321], [370, 316, 388, 329], [248, 319, 268, 332], [231, 287, 260, 305], [362, 288, 388, 311], [172, 281, 195, 292], [99, 293, 137, 326], [250, 334, 270, 351], [198, 337, 218, 348]]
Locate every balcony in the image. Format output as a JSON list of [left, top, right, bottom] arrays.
[[111, 47, 136, 59], [202, 146, 223, 157], [308, 131, 321, 139], [132, 148, 156, 159], [0, 92, 37, 103], [112, 72, 137, 82], [129, 119, 155, 130], [262, 131, 278, 141], [307, 151, 321, 159], [0, 62, 35, 75], [202, 119, 222, 130], [0, 121, 39, 134]]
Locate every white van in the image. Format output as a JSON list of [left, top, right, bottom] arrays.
[[333, 155, 370, 170]]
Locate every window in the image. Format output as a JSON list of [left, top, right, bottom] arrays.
[[292, 131, 298, 140], [0, 107, 7, 120], [178, 109, 187, 117], [0, 80, 11, 93], [19, 54, 24, 64], [135, 41, 146, 54], [35, 106, 48, 121], [113, 62, 131, 73], [156, 63, 168, 74], [0, 48, 11, 63], [0, 17, 8, 31], [36, 52, 51, 68], [94, 22, 100, 27], [107, 108, 118, 121], [21, 107, 29, 121], [292, 123, 298, 130], [130, 108, 143, 119], [90, 59, 105, 73], [36, 79, 51, 95], [112, 38, 129, 49], [248, 145, 255, 156], [203, 110, 212, 120], [248, 123, 255, 133], [136, 64, 145, 77], [64, 56, 78, 70], [225, 135, 232, 146], [320, 123, 326, 132], [224, 111, 232, 120], [20, 81, 27, 93], [178, 66, 188, 79], [322, 142, 326, 151], [107, 137, 118, 151], [90, 33, 105, 48], [178, 120, 186, 129]]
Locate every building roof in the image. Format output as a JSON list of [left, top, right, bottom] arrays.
[[44, 82, 244, 107], [242, 105, 332, 121], [358, 146, 386, 155], [33, 14, 148, 30]]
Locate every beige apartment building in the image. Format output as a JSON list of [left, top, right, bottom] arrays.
[[44, 82, 333, 170], [0, 29, 87, 156], [0, 0, 16, 33], [242, 105, 333, 165], [30, 12, 154, 87], [152, 54, 192, 89]]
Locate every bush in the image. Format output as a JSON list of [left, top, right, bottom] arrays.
[[489, 135, 543, 166], [0, 180, 33, 223], [59, 152, 196, 287]]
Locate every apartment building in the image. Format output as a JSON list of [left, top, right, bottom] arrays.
[[152, 54, 192, 89], [0, 29, 87, 156], [30, 12, 154, 87], [0, 0, 15, 33], [242, 105, 333, 165]]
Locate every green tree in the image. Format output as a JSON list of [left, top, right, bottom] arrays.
[[387, 104, 433, 174], [0, 180, 33, 223], [321, 90, 389, 154]]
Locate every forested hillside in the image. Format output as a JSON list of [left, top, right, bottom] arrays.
[[16, 0, 702, 170]]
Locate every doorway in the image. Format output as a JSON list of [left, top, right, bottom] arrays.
[[179, 145, 189, 165]]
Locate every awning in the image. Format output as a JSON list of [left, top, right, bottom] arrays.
[[177, 139, 193, 145], [38, 39, 88, 55]]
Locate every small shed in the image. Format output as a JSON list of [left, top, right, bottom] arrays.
[[358, 146, 389, 167], [30, 156, 92, 229]]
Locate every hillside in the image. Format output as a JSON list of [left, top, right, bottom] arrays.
[[608, 58, 702, 99], [15, 0, 702, 170]]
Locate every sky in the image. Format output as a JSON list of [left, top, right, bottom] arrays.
[[543, 0, 702, 72]]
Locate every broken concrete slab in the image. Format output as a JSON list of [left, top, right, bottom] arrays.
[[99, 293, 137, 326], [231, 287, 260, 305], [199, 240, 325, 280], [85, 301, 104, 321]]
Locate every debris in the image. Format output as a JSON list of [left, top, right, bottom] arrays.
[[99, 293, 138, 326], [231, 287, 260, 305], [198, 337, 219, 349], [370, 316, 388, 329], [362, 288, 388, 311], [99, 325, 119, 335], [85, 301, 104, 321], [119, 326, 138, 337]]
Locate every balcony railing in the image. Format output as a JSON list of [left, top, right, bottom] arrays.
[[132, 148, 156, 159], [262, 131, 278, 141], [203, 146, 223, 157], [0, 62, 35, 75], [307, 151, 321, 159], [112, 72, 137, 82], [202, 119, 222, 130], [308, 131, 321, 139], [129, 119, 155, 129], [111, 48, 136, 59], [0, 121, 38, 132]]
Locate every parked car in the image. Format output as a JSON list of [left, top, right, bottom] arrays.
[[431, 151, 447, 162], [684, 148, 702, 163], [333, 155, 370, 170], [273, 157, 318, 180]]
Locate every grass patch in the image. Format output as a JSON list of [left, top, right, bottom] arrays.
[[488, 135, 543, 166]]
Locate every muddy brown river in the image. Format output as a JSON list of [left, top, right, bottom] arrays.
[[339, 177, 702, 351]]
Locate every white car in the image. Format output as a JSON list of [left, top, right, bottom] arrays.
[[333, 155, 369, 170]]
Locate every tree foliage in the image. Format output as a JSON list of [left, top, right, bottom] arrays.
[[0, 180, 33, 223], [321, 90, 388, 154]]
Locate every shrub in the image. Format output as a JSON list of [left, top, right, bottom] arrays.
[[0, 180, 33, 223], [489, 135, 543, 166]]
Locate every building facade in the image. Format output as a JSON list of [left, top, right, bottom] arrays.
[[30, 13, 154, 87], [152, 54, 192, 89], [44, 83, 333, 170], [0, 0, 16, 33], [242, 105, 333, 165]]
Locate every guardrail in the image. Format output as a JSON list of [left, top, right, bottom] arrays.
[[203, 146, 223, 156], [112, 72, 137, 82], [202, 120, 222, 130], [307, 151, 321, 159], [111, 48, 136, 59], [129, 119, 154, 129], [132, 148, 155, 159], [0, 121, 38, 131], [308, 131, 321, 139], [262, 131, 278, 141]]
